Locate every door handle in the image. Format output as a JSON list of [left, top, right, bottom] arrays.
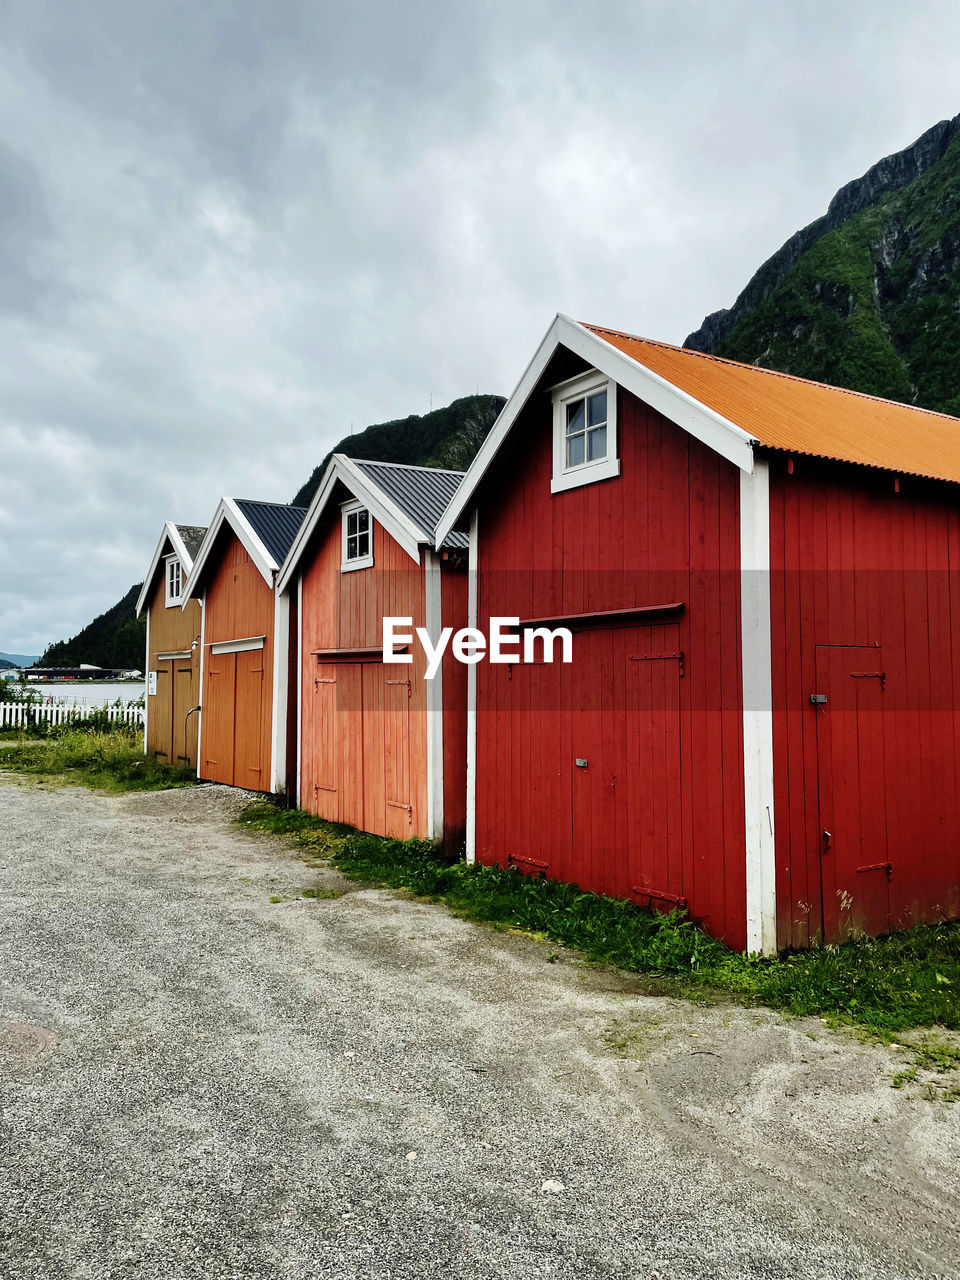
[[822, 830, 832, 852]]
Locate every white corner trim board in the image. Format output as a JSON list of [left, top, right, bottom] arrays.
[[143, 610, 150, 755], [740, 460, 777, 956], [424, 550, 444, 841], [196, 594, 206, 779], [465, 510, 478, 864], [270, 592, 290, 793]]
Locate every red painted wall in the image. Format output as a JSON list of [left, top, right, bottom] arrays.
[[770, 459, 960, 948], [298, 503, 467, 846], [199, 530, 275, 790], [474, 385, 747, 948]]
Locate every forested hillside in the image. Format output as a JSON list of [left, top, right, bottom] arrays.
[[41, 393, 505, 666], [40, 585, 146, 671], [291, 393, 505, 508]]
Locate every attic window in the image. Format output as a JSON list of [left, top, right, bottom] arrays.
[[341, 501, 374, 571], [165, 556, 182, 606], [551, 370, 620, 494]]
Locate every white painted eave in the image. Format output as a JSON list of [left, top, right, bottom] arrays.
[[180, 498, 277, 607], [136, 521, 195, 617], [276, 453, 424, 595], [434, 313, 758, 547]]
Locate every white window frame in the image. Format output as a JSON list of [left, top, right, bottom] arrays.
[[550, 369, 620, 494], [341, 499, 374, 571], [164, 555, 183, 607]]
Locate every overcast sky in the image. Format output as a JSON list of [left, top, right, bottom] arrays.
[[1, 0, 959, 655]]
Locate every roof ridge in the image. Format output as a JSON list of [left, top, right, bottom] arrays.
[[583, 322, 960, 426], [234, 497, 307, 511], [351, 457, 466, 477]]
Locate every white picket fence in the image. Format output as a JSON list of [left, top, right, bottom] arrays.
[[0, 700, 144, 730]]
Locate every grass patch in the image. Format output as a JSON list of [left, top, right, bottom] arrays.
[[0, 728, 197, 792], [237, 801, 960, 1051]]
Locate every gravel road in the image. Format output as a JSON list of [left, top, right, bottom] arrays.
[[2, 777, 959, 1280]]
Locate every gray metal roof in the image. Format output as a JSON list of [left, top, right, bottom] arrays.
[[352, 460, 468, 549], [235, 500, 307, 566], [175, 524, 207, 564]]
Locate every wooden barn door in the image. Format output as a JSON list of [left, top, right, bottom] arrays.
[[306, 669, 340, 819], [202, 651, 237, 786], [234, 647, 265, 790], [384, 674, 412, 837], [150, 661, 173, 759], [567, 624, 683, 905], [814, 644, 890, 941], [171, 658, 196, 767], [621, 624, 684, 909]]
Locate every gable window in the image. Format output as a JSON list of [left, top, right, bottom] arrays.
[[164, 556, 182, 606], [551, 370, 620, 494], [341, 501, 374, 571]]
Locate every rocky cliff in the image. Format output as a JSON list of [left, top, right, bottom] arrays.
[[685, 114, 960, 415]]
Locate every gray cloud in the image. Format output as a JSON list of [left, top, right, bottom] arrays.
[[1, 0, 960, 652]]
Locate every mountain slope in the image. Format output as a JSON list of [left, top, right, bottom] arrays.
[[42, 392, 505, 667], [291, 393, 505, 509], [685, 114, 960, 415], [40, 585, 146, 671]]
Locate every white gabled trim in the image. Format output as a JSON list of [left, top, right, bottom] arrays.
[[270, 590, 290, 793], [424, 550, 444, 841], [196, 593, 206, 779], [136, 522, 195, 617], [296, 575, 303, 807], [278, 454, 427, 593], [465, 510, 478, 864], [435, 313, 757, 547], [182, 498, 278, 602], [143, 609, 150, 755], [211, 636, 266, 655], [741, 461, 777, 956]]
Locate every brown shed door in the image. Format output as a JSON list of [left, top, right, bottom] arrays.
[[150, 662, 172, 759], [171, 661, 195, 766], [815, 645, 890, 941]]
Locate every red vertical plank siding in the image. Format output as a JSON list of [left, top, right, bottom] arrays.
[[297, 507, 467, 846], [770, 461, 960, 947], [474, 387, 747, 948], [200, 531, 276, 790]]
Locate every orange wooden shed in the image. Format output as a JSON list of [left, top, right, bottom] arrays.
[[278, 455, 468, 849], [136, 522, 207, 769], [183, 498, 306, 793]]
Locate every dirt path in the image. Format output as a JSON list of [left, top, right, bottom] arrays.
[[1, 777, 958, 1279]]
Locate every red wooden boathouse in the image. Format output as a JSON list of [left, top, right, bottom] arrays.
[[183, 497, 305, 793], [278, 455, 468, 848], [437, 314, 960, 953]]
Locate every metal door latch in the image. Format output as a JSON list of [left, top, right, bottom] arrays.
[[822, 830, 832, 852], [575, 758, 588, 769], [810, 693, 828, 705]]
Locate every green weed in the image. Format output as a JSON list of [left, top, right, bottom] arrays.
[[0, 729, 196, 792], [236, 800, 960, 1040]]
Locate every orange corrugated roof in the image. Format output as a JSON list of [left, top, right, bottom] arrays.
[[584, 322, 960, 485]]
